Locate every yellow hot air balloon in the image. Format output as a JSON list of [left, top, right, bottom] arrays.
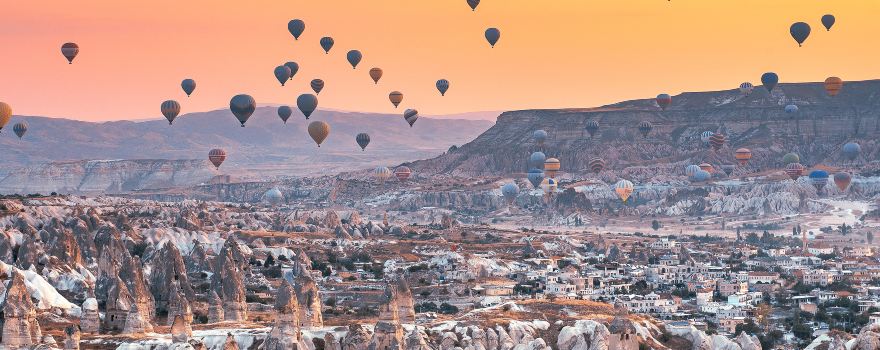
[[544, 158, 561, 178], [0, 102, 12, 132], [615, 180, 634, 202], [824, 77, 843, 97], [308, 121, 330, 147]]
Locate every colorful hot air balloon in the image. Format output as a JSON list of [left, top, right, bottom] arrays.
[[541, 178, 558, 196], [544, 158, 561, 178], [761, 72, 779, 93], [739, 82, 753, 95], [394, 166, 412, 181], [389, 91, 403, 108], [809, 170, 829, 191], [785, 104, 799, 115], [284, 62, 299, 80], [700, 131, 714, 145], [691, 170, 711, 182], [310, 79, 325, 94], [208, 149, 227, 169], [824, 77, 843, 97], [529, 152, 546, 169], [320, 37, 334, 54], [842, 143, 861, 161], [721, 165, 735, 176], [698, 163, 713, 173], [585, 120, 599, 138], [297, 94, 319, 120], [783, 153, 800, 165], [785, 163, 805, 180], [181, 79, 196, 97], [356, 133, 370, 151], [685, 165, 701, 177], [61, 43, 79, 64], [278, 106, 292, 124], [263, 188, 283, 204], [533, 130, 548, 145], [527, 169, 544, 188], [735, 148, 752, 166], [347, 50, 362, 69], [501, 183, 519, 205], [790, 22, 811, 47], [638, 121, 653, 138], [615, 180, 634, 202], [656, 94, 672, 110], [589, 157, 606, 173], [485, 28, 501, 48], [834, 172, 852, 191], [375, 167, 393, 182], [403, 109, 419, 127], [274, 65, 291, 86], [436, 79, 450, 96], [161, 100, 181, 125], [229, 94, 256, 127], [0, 102, 11, 132], [467, 0, 480, 11], [709, 133, 726, 151], [369, 68, 383, 84], [308, 121, 330, 147], [12, 122, 27, 139], [288, 19, 305, 40], [821, 14, 836, 31]]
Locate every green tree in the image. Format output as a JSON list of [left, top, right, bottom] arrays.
[[651, 220, 661, 231]]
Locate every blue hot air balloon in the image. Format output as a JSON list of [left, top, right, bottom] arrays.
[[691, 170, 711, 182], [320, 37, 334, 54], [685, 165, 701, 177], [761, 72, 779, 93], [347, 50, 362, 69], [842, 143, 861, 160], [501, 183, 519, 205], [527, 168, 544, 189], [485, 28, 500, 47], [785, 104, 799, 115], [821, 15, 836, 31], [809, 170, 829, 191], [288, 19, 305, 40], [533, 130, 547, 145], [790, 22, 811, 47], [529, 152, 546, 169]]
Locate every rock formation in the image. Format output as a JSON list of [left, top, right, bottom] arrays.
[[215, 253, 248, 321], [557, 320, 610, 350], [223, 333, 241, 350], [207, 290, 225, 323], [80, 298, 100, 333], [171, 315, 193, 344], [167, 281, 193, 327], [63, 325, 80, 350], [264, 280, 308, 350], [294, 274, 323, 328], [368, 321, 405, 350], [149, 241, 195, 310], [607, 317, 638, 350], [342, 324, 373, 350], [1, 271, 42, 348], [851, 323, 880, 350]]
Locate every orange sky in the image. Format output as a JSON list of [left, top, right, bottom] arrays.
[[1, 0, 878, 121]]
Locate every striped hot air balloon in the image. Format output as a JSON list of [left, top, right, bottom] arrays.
[[389, 91, 403, 108], [700, 131, 714, 145], [824, 77, 843, 97], [809, 170, 829, 192], [436, 79, 450, 96], [527, 168, 544, 188], [656, 94, 672, 110], [585, 120, 599, 138], [544, 158, 561, 178], [785, 163, 805, 180], [834, 172, 852, 191], [685, 165, 701, 177], [589, 157, 606, 173], [208, 149, 227, 169], [638, 121, 653, 138], [12, 122, 27, 139], [320, 37, 334, 54], [403, 109, 419, 127], [181, 79, 196, 97], [783, 153, 800, 165], [709, 133, 726, 151], [356, 133, 370, 151], [615, 180, 634, 202], [375, 166, 392, 182], [735, 148, 752, 166], [699, 163, 714, 173], [0, 102, 12, 132], [161, 100, 181, 125], [739, 82, 753, 95], [61, 43, 79, 64], [369, 68, 383, 84], [311, 79, 325, 94], [394, 166, 412, 181]]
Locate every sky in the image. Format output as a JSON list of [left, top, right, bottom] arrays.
[[1, 0, 878, 121]]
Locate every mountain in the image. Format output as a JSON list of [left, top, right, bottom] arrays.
[[410, 79, 880, 179]]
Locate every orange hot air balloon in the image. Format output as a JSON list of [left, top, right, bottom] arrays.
[[369, 68, 383, 84], [834, 172, 851, 191], [308, 121, 330, 147], [615, 180, 634, 202], [389, 91, 403, 108], [824, 77, 843, 97], [735, 148, 752, 166], [544, 158, 561, 178], [699, 163, 713, 173]]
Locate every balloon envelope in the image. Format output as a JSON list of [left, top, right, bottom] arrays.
[[284, 62, 299, 79], [585, 120, 599, 138], [782, 153, 800, 165], [501, 183, 519, 204], [739, 82, 753, 94], [527, 169, 544, 188], [533, 130, 547, 145], [12, 122, 27, 139], [369, 68, 383, 84], [61, 43, 79, 64], [288, 19, 305, 40], [589, 157, 605, 173], [809, 170, 829, 191], [842, 143, 861, 160], [834, 172, 852, 191], [263, 188, 283, 204], [297, 94, 319, 119], [685, 165, 701, 177], [436, 79, 450, 96], [785, 105, 799, 114], [181, 79, 196, 97], [735, 148, 752, 166], [529, 152, 546, 169], [274, 65, 291, 86], [403, 109, 419, 127], [824, 77, 843, 97], [656, 94, 672, 110], [320, 37, 334, 53], [615, 180, 634, 202], [356, 133, 371, 150], [310, 79, 325, 94], [0, 102, 11, 131], [389, 91, 403, 108], [544, 158, 561, 178], [278, 106, 293, 123], [160, 100, 181, 125], [208, 149, 227, 169], [485, 28, 500, 47], [375, 167, 392, 182], [790, 22, 811, 46], [308, 121, 330, 147], [394, 166, 412, 181], [821, 14, 835, 31], [785, 163, 805, 180], [691, 170, 710, 182], [467, 0, 480, 11], [229, 94, 256, 127], [347, 50, 362, 69], [761, 72, 779, 93]]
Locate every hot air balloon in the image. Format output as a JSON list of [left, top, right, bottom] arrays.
[[229, 94, 256, 127], [160, 100, 181, 125], [656, 94, 672, 110], [785, 104, 799, 115], [691, 170, 710, 182], [0, 102, 10, 132], [735, 148, 752, 166], [700, 131, 714, 145], [394, 166, 412, 182], [541, 178, 558, 196], [698, 163, 713, 173], [288, 19, 305, 40], [310, 79, 325, 94], [589, 157, 606, 173], [389, 91, 403, 108], [485, 28, 500, 48], [403, 109, 419, 127], [297, 94, 319, 120], [263, 188, 283, 204], [785, 163, 805, 180], [533, 130, 548, 145], [842, 143, 861, 161], [585, 120, 599, 138], [709, 133, 726, 151], [501, 183, 519, 205], [721, 165, 735, 176], [527, 169, 544, 188], [790, 22, 811, 47], [739, 82, 753, 95], [61, 43, 79, 64], [685, 165, 701, 177], [356, 133, 370, 151], [12, 122, 27, 139], [809, 170, 829, 191], [208, 149, 227, 169], [824, 77, 843, 97], [284, 62, 299, 80], [308, 121, 330, 147], [347, 50, 362, 69], [375, 167, 393, 182], [529, 152, 546, 169], [181, 79, 196, 97], [274, 65, 291, 86], [615, 180, 634, 202], [761, 72, 779, 93], [467, 0, 480, 11], [278, 106, 292, 124], [544, 158, 561, 178], [369, 68, 383, 84], [834, 172, 852, 191], [436, 79, 450, 96], [821, 14, 836, 31], [783, 153, 800, 165], [638, 121, 653, 138], [320, 37, 334, 54]]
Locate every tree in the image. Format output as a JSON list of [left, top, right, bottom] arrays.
[[651, 220, 661, 231], [867, 231, 874, 244], [439, 302, 459, 314], [264, 254, 276, 267]]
